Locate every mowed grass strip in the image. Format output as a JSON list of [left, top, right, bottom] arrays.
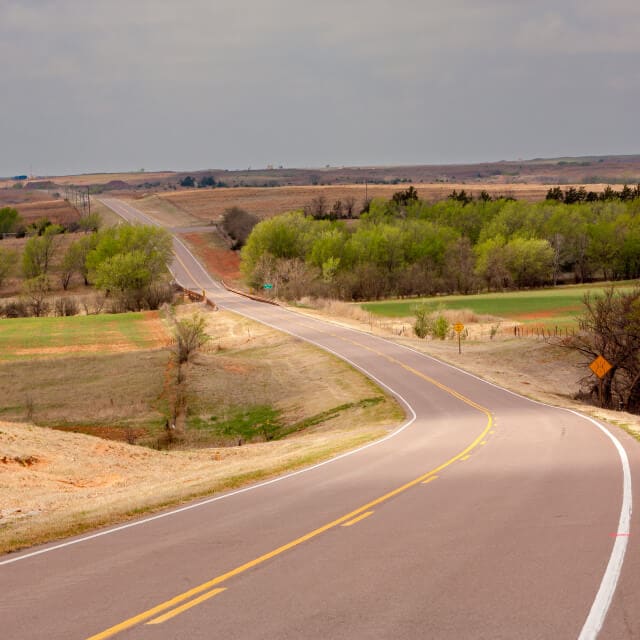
[[0, 311, 169, 360], [361, 281, 638, 326]]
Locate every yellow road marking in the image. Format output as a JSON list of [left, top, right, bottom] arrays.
[[480, 440, 487, 445], [86, 322, 494, 640], [342, 511, 374, 527], [146, 589, 226, 625], [173, 249, 203, 290], [422, 475, 439, 484]]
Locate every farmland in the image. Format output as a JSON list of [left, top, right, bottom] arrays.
[[154, 182, 583, 223], [0, 305, 402, 552], [0, 306, 400, 446], [0, 312, 169, 361], [360, 281, 638, 327]]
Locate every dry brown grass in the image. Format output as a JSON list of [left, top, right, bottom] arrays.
[[155, 183, 612, 223], [292, 303, 640, 436], [0, 304, 403, 553], [0, 419, 387, 554], [0, 172, 176, 189], [125, 194, 200, 227], [10, 200, 79, 225]]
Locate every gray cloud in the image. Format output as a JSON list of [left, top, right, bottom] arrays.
[[1, 1, 638, 176]]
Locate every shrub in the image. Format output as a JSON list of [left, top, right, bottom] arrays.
[[53, 297, 80, 317]]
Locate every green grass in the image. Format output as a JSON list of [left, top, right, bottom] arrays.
[[361, 281, 638, 326], [0, 311, 167, 360], [188, 397, 385, 445]]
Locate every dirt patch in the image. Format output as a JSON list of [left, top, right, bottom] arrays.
[[181, 232, 242, 281], [512, 306, 580, 320]]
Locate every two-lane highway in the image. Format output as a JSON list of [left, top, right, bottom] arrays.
[[1, 198, 638, 639]]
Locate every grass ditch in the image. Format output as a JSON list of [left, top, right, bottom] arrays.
[[1, 305, 405, 553]]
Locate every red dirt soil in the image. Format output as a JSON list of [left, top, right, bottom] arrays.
[[181, 233, 242, 281], [512, 306, 580, 320]]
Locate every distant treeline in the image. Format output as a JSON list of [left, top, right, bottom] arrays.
[[546, 184, 640, 203], [241, 186, 640, 300]]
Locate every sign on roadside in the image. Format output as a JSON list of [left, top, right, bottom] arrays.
[[589, 355, 612, 407], [263, 283, 273, 290], [589, 355, 612, 379], [453, 323, 464, 354]]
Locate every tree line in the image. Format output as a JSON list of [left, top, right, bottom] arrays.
[[240, 186, 640, 300], [0, 222, 173, 317]]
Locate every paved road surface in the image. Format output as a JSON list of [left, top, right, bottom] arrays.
[[2, 198, 638, 639]]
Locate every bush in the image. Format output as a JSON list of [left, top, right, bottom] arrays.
[[143, 282, 175, 309], [53, 297, 80, 317], [432, 314, 450, 340], [174, 313, 210, 363], [221, 207, 259, 249], [0, 300, 31, 318], [413, 304, 431, 339]]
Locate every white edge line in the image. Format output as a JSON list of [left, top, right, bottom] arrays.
[[575, 410, 632, 640], [35, 199, 630, 637], [278, 307, 634, 639], [0, 319, 416, 568]]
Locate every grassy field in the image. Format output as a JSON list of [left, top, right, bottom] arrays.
[[0, 306, 401, 448], [361, 282, 638, 327], [0, 311, 172, 434], [0, 312, 169, 360], [0, 305, 404, 552]]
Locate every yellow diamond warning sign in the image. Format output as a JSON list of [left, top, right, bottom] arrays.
[[454, 323, 464, 333], [589, 355, 612, 379]]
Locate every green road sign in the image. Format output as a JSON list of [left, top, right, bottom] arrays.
[[263, 283, 273, 289]]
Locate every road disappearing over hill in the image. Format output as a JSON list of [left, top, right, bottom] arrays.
[[2, 198, 639, 640]]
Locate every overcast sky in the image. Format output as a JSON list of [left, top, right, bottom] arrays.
[[1, 0, 638, 177]]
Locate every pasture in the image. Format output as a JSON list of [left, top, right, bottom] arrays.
[[360, 282, 638, 327], [0, 311, 169, 360]]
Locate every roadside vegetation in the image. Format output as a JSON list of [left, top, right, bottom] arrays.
[[0, 305, 401, 450], [0, 217, 175, 318], [0, 305, 403, 553], [240, 185, 640, 300]]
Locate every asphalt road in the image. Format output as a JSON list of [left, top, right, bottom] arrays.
[[2, 198, 638, 639]]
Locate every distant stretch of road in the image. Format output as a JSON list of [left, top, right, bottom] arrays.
[[2, 198, 639, 639]]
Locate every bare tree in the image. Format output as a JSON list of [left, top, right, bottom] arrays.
[[568, 287, 640, 411]]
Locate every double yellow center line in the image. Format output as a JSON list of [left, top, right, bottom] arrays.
[[87, 326, 493, 639]]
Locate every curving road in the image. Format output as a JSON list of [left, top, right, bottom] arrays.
[[2, 198, 639, 639]]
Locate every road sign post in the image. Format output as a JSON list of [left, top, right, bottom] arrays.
[[453, 323, 464, 354], [589, 355, 612, 407]]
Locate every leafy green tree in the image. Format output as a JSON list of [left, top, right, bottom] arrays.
[[0, 207, 23, 234], [504, 238, 554, 287], [22, 224, 62, 278], [0, 248, 16, 288], [241, 212, 315, 284], [174, 313, 210, 363], [87, 225, 172, 283], [86, 225, 172, 309], [78, 212, 102, 232], [475, 236, 511, 290]]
